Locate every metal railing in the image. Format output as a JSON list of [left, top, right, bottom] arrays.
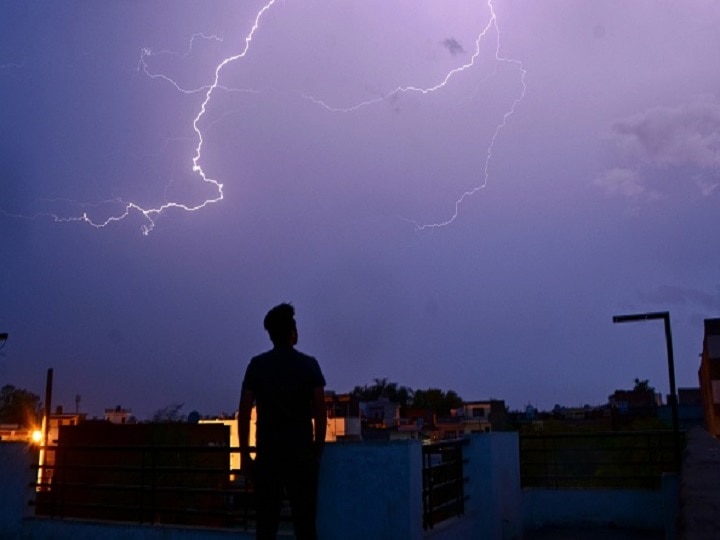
[[422, 438, 469, 530], [520, 430, 683, 490], [32, 443, 259, 529], [33, 439, 473, 532]]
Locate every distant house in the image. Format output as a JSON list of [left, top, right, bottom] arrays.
[[325, 392, 361, 441], [0, 424, 35, 442], [401, 407, 435, 434], [361, 397, 400, 429], [547, 404, 611, 431], [453, 401, 493, 433], [104, 405, 133, 424], [199, 412, 248, 473], [560, 407, 589, 421], [699, 318, 720, 437], [435, 400, 507, 440], [1, 404, 86, 444], [608, 389, 661, 413], [47, 405, 87, 444], [606, 385, 663, 430], [524, 404, 538, 421], [658, 387, 704, 430], [435, 415, 463, 440], [394, 417, 422, 440]]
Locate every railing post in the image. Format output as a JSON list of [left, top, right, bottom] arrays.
[[552, 436, 558, 489], [57, 445, 64, 518], [151, 445, 157, 524], [139, 447, 146, 523]]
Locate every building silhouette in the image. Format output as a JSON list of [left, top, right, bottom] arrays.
[[699, 317, 720, 436]]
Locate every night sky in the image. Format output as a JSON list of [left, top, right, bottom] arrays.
[[2, 1, 719, 419]]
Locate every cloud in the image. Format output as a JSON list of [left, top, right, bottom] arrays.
[[695, 175, 719, 197], [597, 97, 720, 200], [611, 98, 720, 170], [441, 38, 465, 56], [593, 167, 659, 200]]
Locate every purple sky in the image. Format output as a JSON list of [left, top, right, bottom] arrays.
[[2, 1, 719, 419]]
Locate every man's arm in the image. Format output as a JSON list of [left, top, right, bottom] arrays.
[[312, 386, 326, 458], [238, 388, 255, 469]]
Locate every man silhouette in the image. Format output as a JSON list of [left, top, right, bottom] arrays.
[[238, 303, 327, 540]]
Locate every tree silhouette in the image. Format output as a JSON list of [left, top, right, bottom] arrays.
[[0, 385, 41, 426], [351, 378, 413, 408], [412, 388, 463, 416], [351, 379, 463, 416], [151, 403, 186, 422], [633, 378, 655, 393]]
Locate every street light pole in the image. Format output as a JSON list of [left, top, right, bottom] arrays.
[[612, 311, 681, 468]]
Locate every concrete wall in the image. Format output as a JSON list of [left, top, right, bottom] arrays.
[[467, 433, 523, 540], [523, 473, 678, 536], [319, 433, 523, 540], [2, 440, 425, 540], [425, 432, 523, 540], [0, 434, 681, 540], [679, 427, 720, 539], [317, 439, 423, 540], [0, 442, 36, 540], [5, 437, 504, 540]]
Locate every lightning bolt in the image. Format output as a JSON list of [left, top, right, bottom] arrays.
[[136, 33, 225, 95], [5, 0, 525, 234], [301, 0, 526, 230], [3, 0, 278, 236], [136, 33, 261, 98]]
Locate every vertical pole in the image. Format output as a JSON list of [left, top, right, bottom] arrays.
[[613, 312, 683, 470], [663, 315, 681, 470], [40, 368, 53, 494], [43, 368, 53, 448]]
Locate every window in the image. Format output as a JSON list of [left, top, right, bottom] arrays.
[[472, 407, 485, 418]]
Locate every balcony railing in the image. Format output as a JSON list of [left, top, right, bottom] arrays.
[[520, 430, 684, 490], [32, 443, 262, 529], [32, 439, 470, 533], [422, 438, 469, 530]]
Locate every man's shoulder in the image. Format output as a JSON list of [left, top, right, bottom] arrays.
[[293, 350, 325, 385], [244, 350, 274, 377], [248, 347, 322, 375], [292, 348, 318, 363], [247, 348, 318, 368], [249, 349, 275, 363]]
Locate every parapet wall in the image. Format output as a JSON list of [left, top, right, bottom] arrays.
[[318, 439, 423, 540], [0, 442, 37, 540], [679, 426, 720, 539], [1, 431, 689, 540], [522, 477, 677, 534]]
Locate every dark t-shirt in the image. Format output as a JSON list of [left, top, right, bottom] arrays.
[[242, 346, 326, 453]]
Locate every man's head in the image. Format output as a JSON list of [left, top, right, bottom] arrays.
[[263, 303, 298, 346]]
